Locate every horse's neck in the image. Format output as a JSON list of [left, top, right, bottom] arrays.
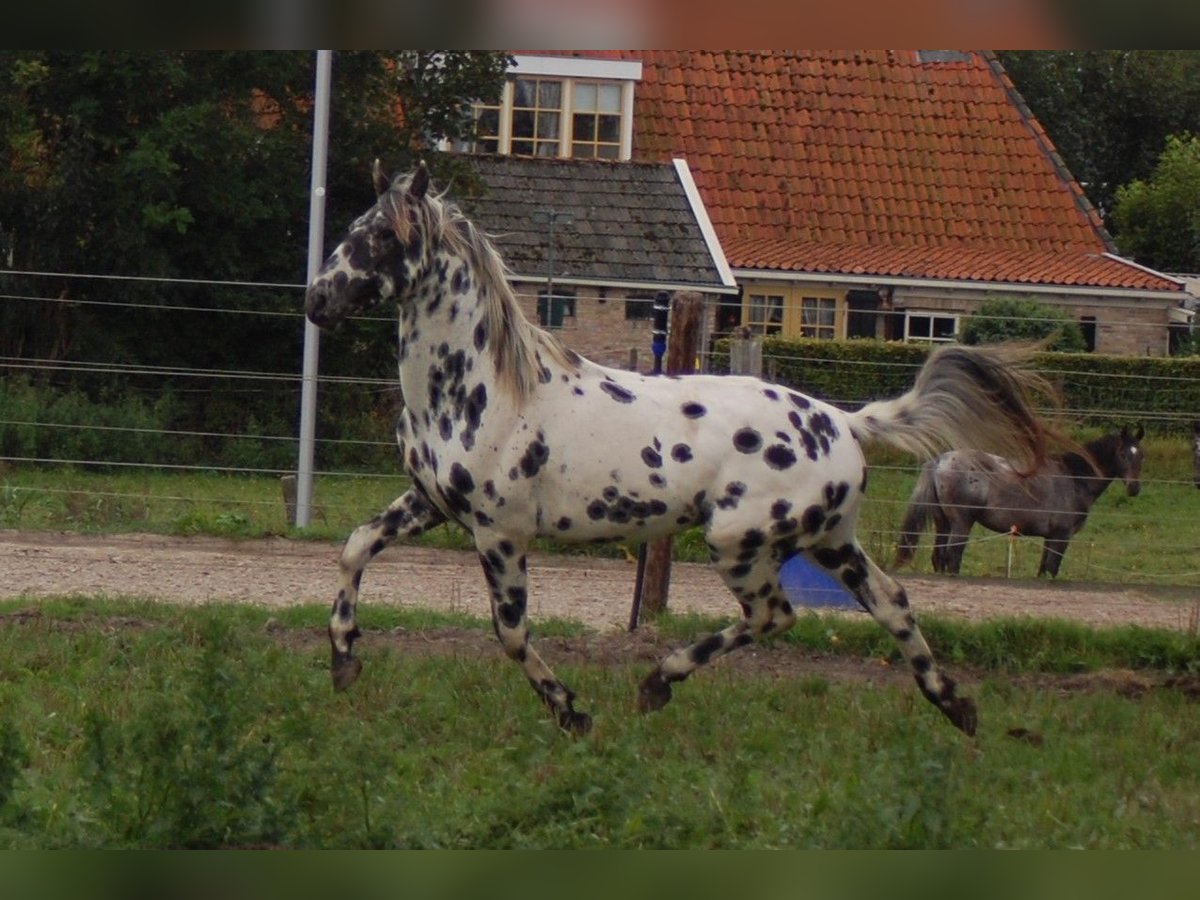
[[1064, 440, 1118, 498], [397, 253, 545, 411], [397, 270, 485, 388]]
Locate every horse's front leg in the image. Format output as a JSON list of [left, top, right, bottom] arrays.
[[477, 536, 592, 735], [329, 488, 445, 691], [1037, 536, 1071, 577]]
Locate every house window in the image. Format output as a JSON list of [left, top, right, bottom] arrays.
[[467, 56, 641, 161], [1080, 315, 1097, 352], [746, 292, 785, 335], [571, 82, 622, 159], [800, 296, 838, 339], [741, 284, 845, 339], [625, 294, 655, 320], [905, 312, 958, 343], [538, 288, 576, 329], [511, 78, 563, 157]]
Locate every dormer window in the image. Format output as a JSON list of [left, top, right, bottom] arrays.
[[469, 55, 641, 160]]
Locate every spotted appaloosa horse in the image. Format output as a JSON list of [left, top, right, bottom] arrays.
[[894, 426, 1143, 577], [304, 162, 1057, 738]]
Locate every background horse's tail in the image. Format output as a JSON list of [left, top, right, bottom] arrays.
[[846, 343, 1057, 472], [894, 461, 937, 568]]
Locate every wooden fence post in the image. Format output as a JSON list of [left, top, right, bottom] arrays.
[[636, 292, 704, 621], [280, 474, 298, 526], [729, 330, 763, 377]]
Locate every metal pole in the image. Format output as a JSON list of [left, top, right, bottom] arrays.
[[296, 49, 332, 528]]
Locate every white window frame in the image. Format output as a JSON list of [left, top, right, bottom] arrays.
[[469, 56, 641, 161], [904, 311, 959, 343]]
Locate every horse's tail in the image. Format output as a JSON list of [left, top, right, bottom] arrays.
[[894, 461, 938, 568], [846, 343, 1057, 472]]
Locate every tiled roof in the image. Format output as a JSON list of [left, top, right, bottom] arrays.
[[523, 50, 1182, 294], [453, 154, 734, 292], [727, 238, 1182, 291]]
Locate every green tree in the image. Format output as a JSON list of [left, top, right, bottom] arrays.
[[998, 51, 1200, 225], [960, 297, 1087, 352], [1111, 133, 1200, 273], [0, 51, 508, 449]]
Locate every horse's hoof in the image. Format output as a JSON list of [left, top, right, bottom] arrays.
[[637, 670, 672, 713], [331, 656, 363, 692], [945, 695, 978, 737], [560, 710, 593, 736]]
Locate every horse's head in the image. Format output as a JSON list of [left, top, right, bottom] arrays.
[[305, 161, 435, 329], [1116, 424, 1145, 497]]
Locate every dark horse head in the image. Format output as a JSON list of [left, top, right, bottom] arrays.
[[1095, 424, 1144, 497], [306, 160, 432, 329]]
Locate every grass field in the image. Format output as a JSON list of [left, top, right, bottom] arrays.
[[0, 598, 1198, 849], [2, 431, 1198, 585], [2, 433, 1198, 848]]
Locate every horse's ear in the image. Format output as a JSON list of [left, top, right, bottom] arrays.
[[1134, 424, 1145, 441], [408, 160, 430, 200], [371, 158, 390, 196]]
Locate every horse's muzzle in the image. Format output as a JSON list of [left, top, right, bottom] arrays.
[[305, 283, 336, 328]]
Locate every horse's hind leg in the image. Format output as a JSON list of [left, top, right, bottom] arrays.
[[476, 534, 591, 735], [818, 540, 977, 736], [328, 488, 444, 691], [639, 544, 794, 713]]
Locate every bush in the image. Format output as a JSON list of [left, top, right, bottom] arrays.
[[960, 297, 1087, 352], [710, 337, 1200, 432]]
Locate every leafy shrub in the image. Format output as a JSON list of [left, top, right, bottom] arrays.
[[77, 616, 290, 848], [960, 297, 1086, 352], [711, 337, 1200, 432]]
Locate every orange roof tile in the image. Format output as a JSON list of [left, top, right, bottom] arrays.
[[523, 50, 1180, 294], [725, 237, 1181, 292]]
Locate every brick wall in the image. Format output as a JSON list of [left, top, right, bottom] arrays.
[[512, 285, 723, 370]]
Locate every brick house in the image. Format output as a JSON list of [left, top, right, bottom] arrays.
[[451, 154, 736, 366], [455, 50, 1186, 362]]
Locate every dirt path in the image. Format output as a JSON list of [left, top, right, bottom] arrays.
[[1, 529, 1196, 633]]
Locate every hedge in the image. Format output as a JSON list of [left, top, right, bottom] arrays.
[[710, 337, 1200, 433]]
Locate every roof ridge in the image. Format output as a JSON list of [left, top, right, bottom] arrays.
[[981, 50, 1116, 252]]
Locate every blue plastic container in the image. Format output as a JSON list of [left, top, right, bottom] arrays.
[[779, 554, 862, 611]]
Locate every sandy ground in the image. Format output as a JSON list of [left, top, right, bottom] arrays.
[[1, 529, 1196, 633]]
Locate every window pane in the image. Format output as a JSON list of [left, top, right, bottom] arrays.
[[597, 115, 620, 143], [536, 111, 560, 139], [597, 83, 621, 114], [512, 109, 534, 138], [476, 107, 499, 135], [597, 143, 620, 159], [908, 316, 931, 338], [933, 317, 955, 339], [537, 80, 562, 107], [573, 113, 596, 141], [513, 78, 536, 107], [535, 141, 557, 157], [511, 139, 533, 156], [574, 82, 597, 110]]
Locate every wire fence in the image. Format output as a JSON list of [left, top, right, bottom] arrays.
[[2, 268, 1199, 588]]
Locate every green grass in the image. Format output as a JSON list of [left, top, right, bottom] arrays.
[[0, 598, 1198, 848], [1, 430, 1198, 580]]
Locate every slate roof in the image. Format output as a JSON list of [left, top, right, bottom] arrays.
[[520, 50, 1182, 295], [452, 154, 735, 293]]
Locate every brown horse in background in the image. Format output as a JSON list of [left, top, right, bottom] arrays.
[[895, 427, 1144, 577]]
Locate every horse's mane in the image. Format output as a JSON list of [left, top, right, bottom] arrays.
[[1062, 431, 1118, 479], [382, 177, 581, 403]]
